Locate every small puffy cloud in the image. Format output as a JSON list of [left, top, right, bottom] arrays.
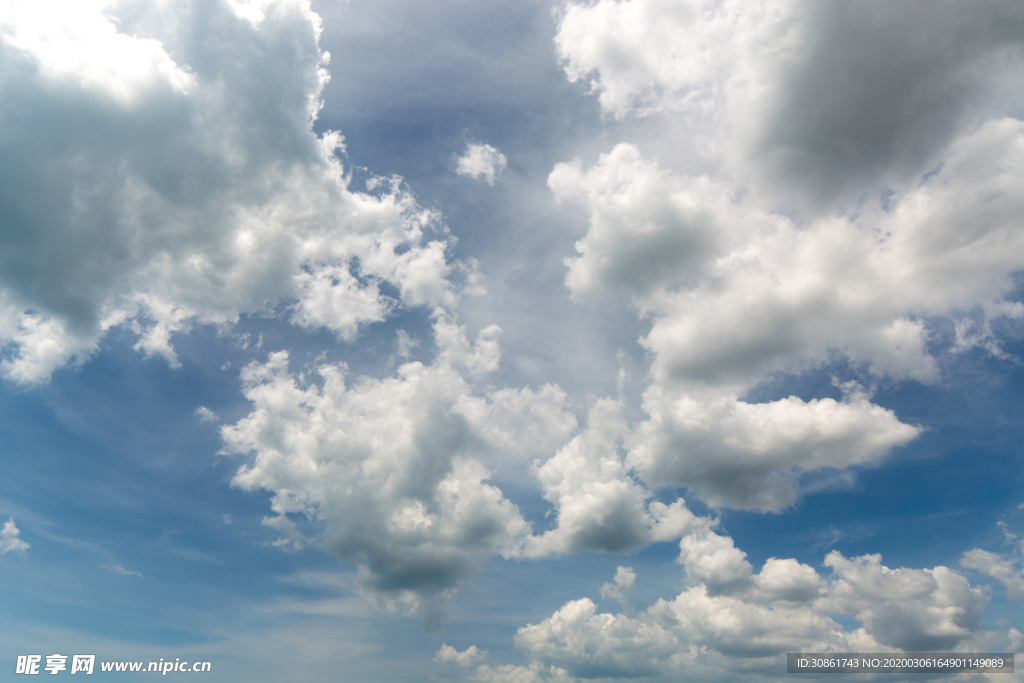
[[599, 566, 636, 610], [103, 564, 143, 577], [0, 0, 460, 384], [0, 518, 28, 555], [194, 406, 219, 423], [434, 643, 488, 667], [455, 142, 508, 185]]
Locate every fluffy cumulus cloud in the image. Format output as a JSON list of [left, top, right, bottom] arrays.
[[627, 388, 920, 512], [221, 314, 578, 618], [556, 0, 1024, 206], [0, 0, 460, 383], [528, 398, 702, 554], [548, 0, 1024, 512], [499, 535, 992, 680], [455, 142, 508, 186], [0, 518, 29, 555], [434, 643, 488, 668], [962, 521, 1024, 600]]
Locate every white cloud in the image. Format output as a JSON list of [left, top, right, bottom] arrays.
[[515, 598, 679, 679], [820, 551, 989, 652], [455, 142, 508, 185], [961, 549, 1024, 601], [194, 406, 219, 423], [221, 315, 578, 619], [599, 566, 635, 610], [508, 538, 992, 679], [0, 0, 461, 384], [103, 564, 143, 577], [627, 389, 920, 512], [434, 643, 488, 667], [0, 0, 195, 103], [527, 398, 703, 554], [548, 117, 1024, 510], [469, 662, 572, 683], [556, 0, 1024, 209], [961, 521, 1024, 600], [0, 518, 28, 555], [549, 144, 726, 298]]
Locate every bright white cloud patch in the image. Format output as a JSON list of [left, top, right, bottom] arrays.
[[455, 143, 508, 185], [434, 643, 488, 667], [0, 0, 459, 384], [962, 521, 1024, 600], [0, 518, 28, 555], [627, 388, 920, 512], [2, 1, 1022, 679], [528, 398, 702, 553], [500, 538, 992, 679], [548, 9, 1024, 511], [221, 315, 577, 619]]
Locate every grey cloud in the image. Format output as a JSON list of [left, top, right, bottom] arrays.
[[0, 0, 458, 383], [754, 0, 1024, 209], [555, 0, 1024, 211]]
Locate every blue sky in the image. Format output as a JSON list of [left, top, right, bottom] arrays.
[[1, 0, 1024, 681]]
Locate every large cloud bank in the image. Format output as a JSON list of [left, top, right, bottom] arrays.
[[0, 0, 459, 383], [550, 0, 1024, 513], [5, 0, 1024, 679]]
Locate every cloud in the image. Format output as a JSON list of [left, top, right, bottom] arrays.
[[0, 0, 461, 384], [962, 549, 1024, 600], [103, 564, 143, 577], [506, 535, 992, 679], [434, 643, 488, 667], [961, 521, 1024, 600], [469, 662, 572, 683], [194, 406, 219, 423], [819, 551, 989, 652], [555, 0, 1024, 209], [599, 566, 635, 611], [627, 389, 920, 512], [221, 314, 577, 619], [0, 518, 29, 555], [455, 142, 508, 185], [527, 398, 704, 554], [548, 116, 1024, 510], [549, 144, 725, 298]]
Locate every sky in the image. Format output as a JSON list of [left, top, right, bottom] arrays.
[[1, 0, 1024, 681]]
